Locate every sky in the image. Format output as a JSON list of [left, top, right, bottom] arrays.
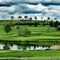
[[0, 0, 60, 20]]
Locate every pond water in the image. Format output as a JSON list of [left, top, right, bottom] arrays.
[[0, 44, 49, 50]]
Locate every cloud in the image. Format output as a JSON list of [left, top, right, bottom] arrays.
[[0, 0, 60, 7], [0, 0, 60, 21], [0, 12, 10, 20], [16, 3, 49, 14], [0, 5, 18, 14]]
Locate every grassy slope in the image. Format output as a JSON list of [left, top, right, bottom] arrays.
[[0, 21, 60, 58], [0, 25, 60, 41]]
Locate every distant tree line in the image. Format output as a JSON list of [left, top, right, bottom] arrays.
[[14, 22, 39, 27]]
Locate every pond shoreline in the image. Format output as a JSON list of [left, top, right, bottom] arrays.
[[0, 39, 60, 46]]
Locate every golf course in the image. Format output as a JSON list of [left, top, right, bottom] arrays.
[[0, 20, 60, 60]]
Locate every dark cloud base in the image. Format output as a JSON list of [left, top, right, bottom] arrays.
[[24, 2, 60, 6], [0, 2, 18, 7], [0, 1, 60, 7]]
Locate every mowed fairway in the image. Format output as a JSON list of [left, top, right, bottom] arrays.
[[0, 21, 60, 59], [0, 50, 60, 59], [0, 24, 60, 41]]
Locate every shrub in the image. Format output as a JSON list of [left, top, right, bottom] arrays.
[[17, 26, 20, 29], [4, 23, 12, 33], [18, 28, 31, 36], [57, 26, 60, 31]]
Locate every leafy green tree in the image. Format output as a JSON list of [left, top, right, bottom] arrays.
[[11, 16, 14, 20], [10, 16, 14, 26], [54, 21, 58, 27], [54, 17, 57, 21], [18, 16, 22, 20], [34, 22, 37, 27], [47, 17, 50, 20], [18, 28, 31, 36], [43, 20, 45, 26], [24, 16, 28, 20], [30, 17, 32, 21], [50, 21, 54, 27], [4, 24, 12, 33], [23, 28, 31, 36], [35, 16, 37, 20]]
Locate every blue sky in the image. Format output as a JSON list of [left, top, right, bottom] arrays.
[[0, 0, 60, 20]]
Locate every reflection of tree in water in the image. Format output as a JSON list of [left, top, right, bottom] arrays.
[[18, 45, 21, 50], [29, 45, 31, 50], [42, 45, 45, 48], [22, 45, 28, 50], [10, 43, 13, 47], [34, 45, 36, 50], [17, 44, 28, 50], [3, 43, 10, 50]]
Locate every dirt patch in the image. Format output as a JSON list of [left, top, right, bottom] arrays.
[[50, 45, 60, 49]]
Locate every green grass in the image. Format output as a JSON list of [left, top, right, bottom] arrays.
[[0, 25, 60, 41], [0, 50, 60, 58], [0, 21, 60, 59], [0, 21, 60, 45]]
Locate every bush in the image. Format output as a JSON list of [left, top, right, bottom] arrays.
[[57, 26, 60, 31], [18, 28, 31, 36], [4, 23, 12, 33], [17, 26, 20, 29]]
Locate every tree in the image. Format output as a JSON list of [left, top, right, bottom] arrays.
[[24, 16, 28, 20], [11, 16, 14, 20], [47, 17, 50, 21], [34, 22, 37, 27], [18, 28, 31, 36], [43, 20, 45, 26], [54, 17, 57, 21], [35, 16, 37, 19], [47, 17, 50, 26], [18, 16, 22, 20], [50, 21, 54, 27], [10, 16, 14, 26], [4, 24, 12, 33], [30, 17, 32, 21], [54, 20, 58, 27]]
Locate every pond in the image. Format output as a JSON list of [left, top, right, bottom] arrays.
[[0, 43, 49, 50]]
